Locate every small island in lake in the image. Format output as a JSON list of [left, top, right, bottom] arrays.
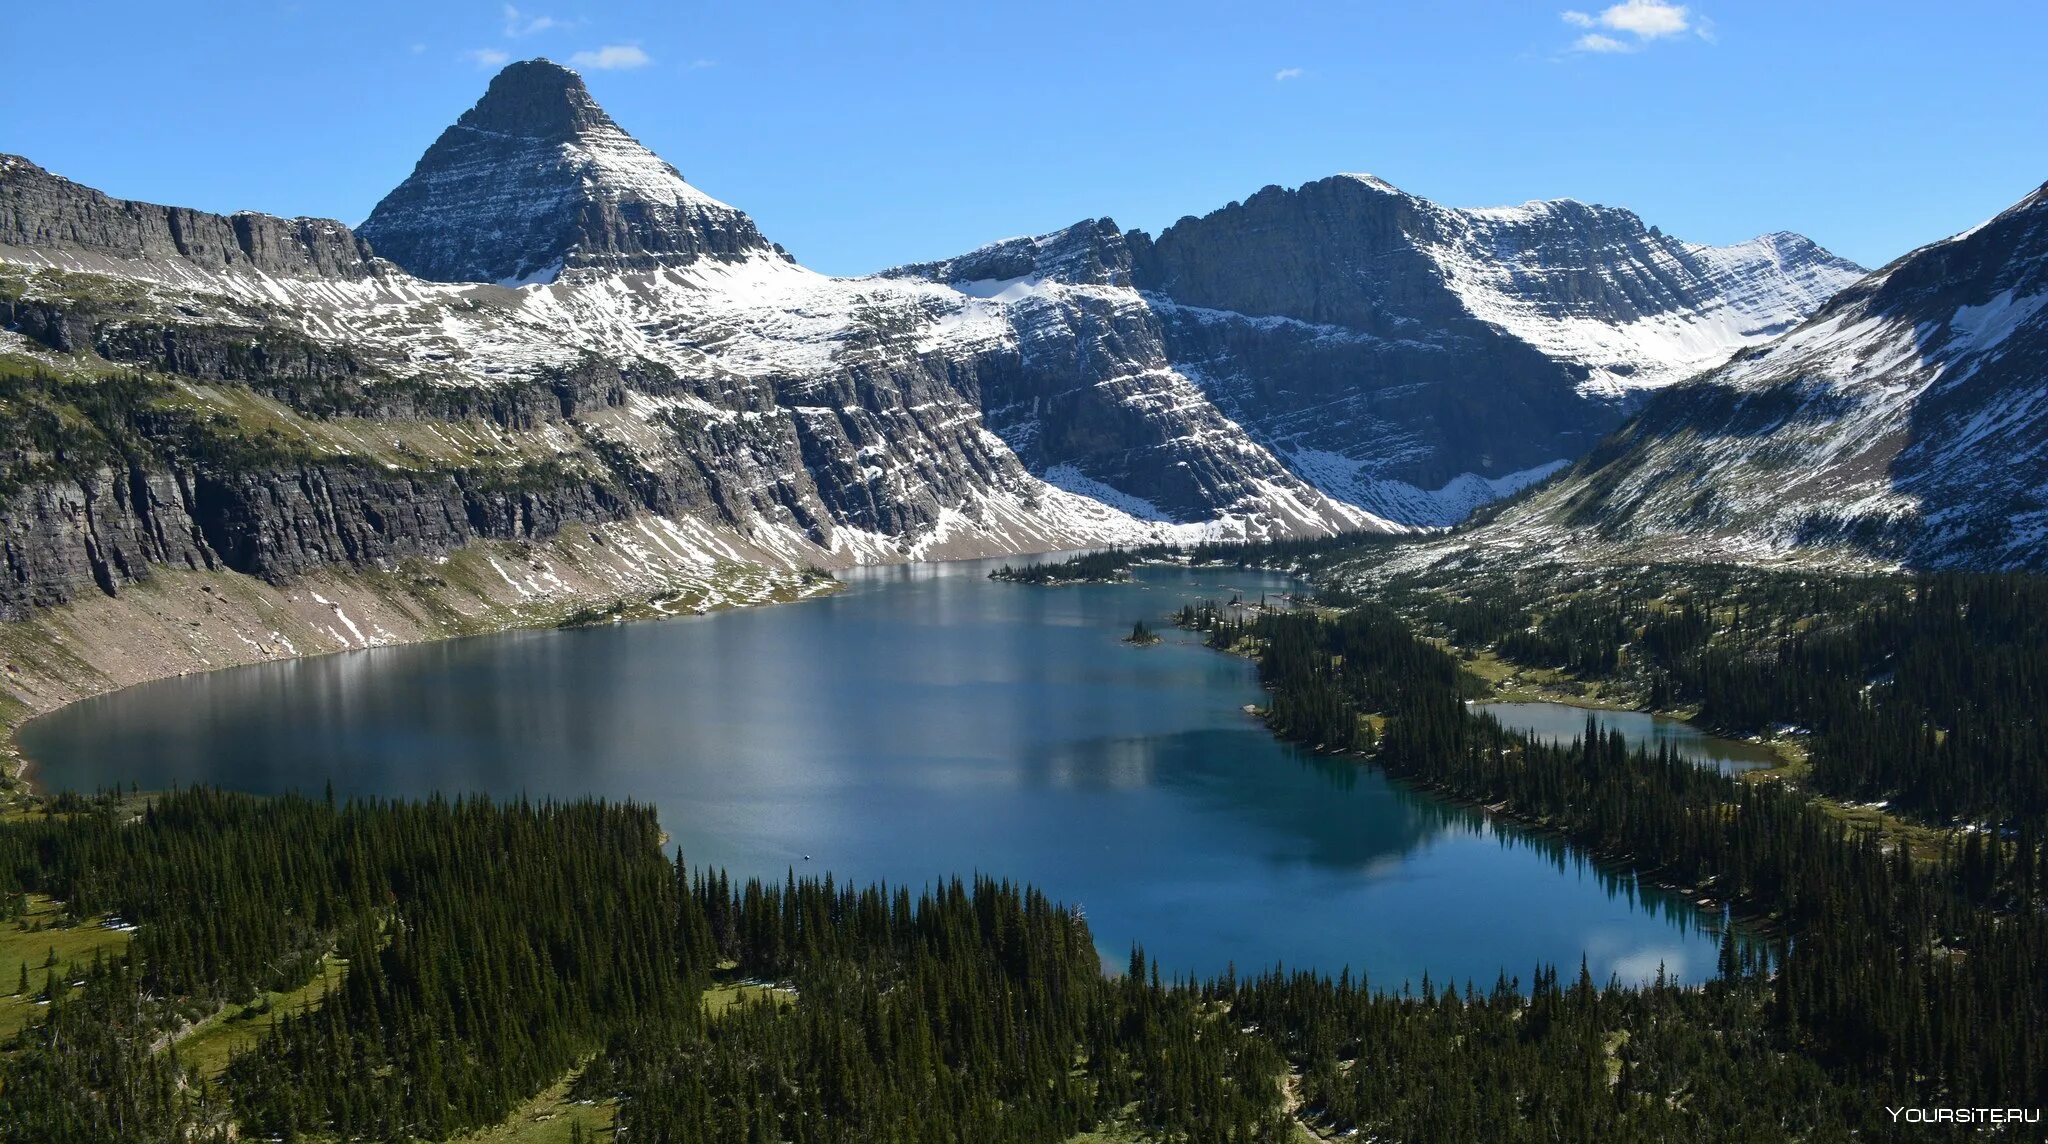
[[1123, 619, 1162, 646]]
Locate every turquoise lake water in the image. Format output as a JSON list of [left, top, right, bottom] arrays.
[[21, 558, 1733, 986]]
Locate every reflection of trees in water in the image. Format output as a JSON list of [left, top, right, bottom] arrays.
[[1468, 811, 1765, 958], [1029, 729, 1450, 871], [1282, 742, 1751, 957]]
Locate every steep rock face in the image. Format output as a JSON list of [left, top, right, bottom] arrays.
[[357, 59, 781, 284], [1112, 176, 1864, 517], [0, 154, 376, 279], [1428, 182, 2048, 571], [0, 186, 1200, 622], [1133, 176, 1476, 331], [1132, 175, 1861, 393], [886, 223, 1371, 529], [891, 177, 1861, 525], [0, 455, 642, 622], [890, 218, 1135, 287]]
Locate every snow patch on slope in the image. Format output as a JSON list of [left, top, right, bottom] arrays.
[[1426, 215, 1864, 397], [1284, 450, 1565, 528]]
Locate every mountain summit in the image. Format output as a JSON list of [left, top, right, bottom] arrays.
[[358, 58, 780, 284]]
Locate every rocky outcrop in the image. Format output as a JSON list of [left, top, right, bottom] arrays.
[[1118, 175, 1864, 500], [887, 218, 1135, 287], [0, 154, 377, 279], [357, 59, 784, 284], [0, 437, 643, 623], [1130, 175, 1860, 369], [1131, 177, 1478, 331]]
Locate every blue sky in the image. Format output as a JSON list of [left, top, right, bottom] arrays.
[[5, 1, 2043, 275]]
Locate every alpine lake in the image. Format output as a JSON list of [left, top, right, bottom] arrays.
[[20, 558, 1762, 987]]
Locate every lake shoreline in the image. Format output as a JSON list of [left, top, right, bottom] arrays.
[[3, 545, 1137, 802], [1202, 605, 1773, 943], [1451, 646, 1811, 772], [16, 556, 1739, 988], [1236, 704, 1781, 940], [2, 566, 844, 805], [1471, 700, 1786, 775]]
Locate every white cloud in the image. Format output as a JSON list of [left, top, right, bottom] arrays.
[[1560, 2, 1703, 54], [503, 4, 560, 37], [1274, 66, 1306, 82], [1574, 33, 1635, 53], [466, 47, 511, 68], [1600, 0, 1691, 38], [570, 44, 652, 71]]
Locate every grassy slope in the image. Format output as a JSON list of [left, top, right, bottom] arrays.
[[452, 1067, 615, 1144], [0, 894, 135, 1042], [171, 950, 351, 1080]]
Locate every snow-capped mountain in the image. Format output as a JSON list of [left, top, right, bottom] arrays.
[[357, 59, 786, 285], [882, 174, 1863, 528], [0, 58, 1863, 622], [1416, 180, 2048, 571], [1116, 176, 1863, 519]]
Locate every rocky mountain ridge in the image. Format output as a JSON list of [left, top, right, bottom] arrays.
[[1, 58, 1867, 645], [1400, 180, 2048, 572], [0, 153, 378, 280]]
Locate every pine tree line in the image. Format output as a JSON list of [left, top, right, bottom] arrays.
[[1181, 600, 2048, 1124]]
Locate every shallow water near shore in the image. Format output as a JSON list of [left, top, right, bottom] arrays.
[[22, 558, 1739, 986]]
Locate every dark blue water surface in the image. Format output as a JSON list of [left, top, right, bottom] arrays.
[[21, 558, 1731, 986]]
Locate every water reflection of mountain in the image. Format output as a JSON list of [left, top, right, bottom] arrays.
[[21, 626, 654, 801]]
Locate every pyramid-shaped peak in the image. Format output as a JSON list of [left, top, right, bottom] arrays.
[[359, 59, 783, 284], [461, 59, 609, 139]]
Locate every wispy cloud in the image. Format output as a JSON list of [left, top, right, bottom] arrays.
[[466, 47, 511, 68], [502, 4, 560, 37], [1572, 32, 1634, 53], [570, 44, 652, 71], [687, 58, 718, 70], [1274, 66, 1306, 82], [1559, 2, 1706, 54]]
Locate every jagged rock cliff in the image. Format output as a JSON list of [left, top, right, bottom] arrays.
[[1132, 176, 1863, 511], [1406, 181, 2048, 571], [883, 184, 1864, 527], [0, 154, 376, 279]]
